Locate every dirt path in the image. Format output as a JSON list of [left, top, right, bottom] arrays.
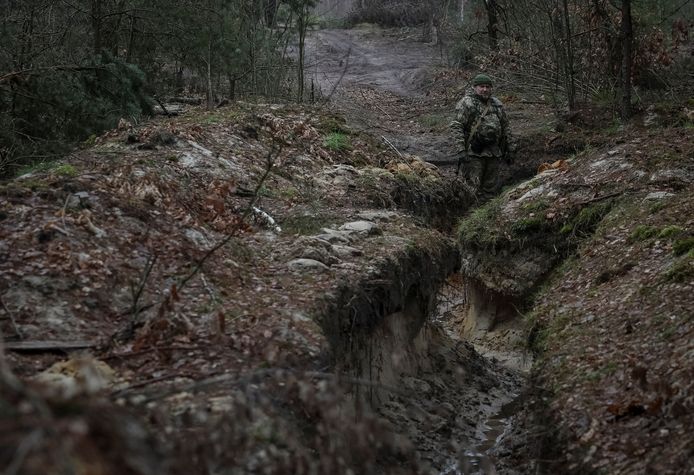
[[305, 26, 457, 165]]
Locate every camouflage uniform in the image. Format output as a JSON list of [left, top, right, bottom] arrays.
[[451, 90, 512, 199]]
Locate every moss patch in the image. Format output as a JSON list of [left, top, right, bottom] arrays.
[[673, 237, 694, 256]]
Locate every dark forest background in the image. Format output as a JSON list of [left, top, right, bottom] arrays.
[[1, 0, 691, 176]]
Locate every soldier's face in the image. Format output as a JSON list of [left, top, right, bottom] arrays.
[[474, 84, 492, 98]]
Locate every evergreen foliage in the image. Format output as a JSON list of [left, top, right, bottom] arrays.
[[0, 0, 317, 176], [1, 54, 151, 176]]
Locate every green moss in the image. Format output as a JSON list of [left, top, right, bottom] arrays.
[[323, 132, 352, 152], [82, 134, 98, 146], [316, 115, 351, 135], [559, 223, 574, 234], [570, 201, 613, 238], [665, 252, 694, 282], [630, 225, 659, 242], [658, 225, 684, 239], [275, 185, 299, 200], [649, 200, 667, 213], [673, 237, 694, 256], [511, 215, 549, 234], [417, 113, 449, 130], [457, 195, 504, 248], [557, 201, 615, 241], [54, 164, 78, 177], [281, 214, 331, 235]]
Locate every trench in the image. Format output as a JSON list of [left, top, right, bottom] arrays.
[[304, 23, 541, 472], [328, 252, 531, 473]]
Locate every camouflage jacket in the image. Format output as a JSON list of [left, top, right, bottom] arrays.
[[451, 91, 512, 158]]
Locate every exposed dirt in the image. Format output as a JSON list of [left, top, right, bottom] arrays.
[[305, 25, 455, 164]]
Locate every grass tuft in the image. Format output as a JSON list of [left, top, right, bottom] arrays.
[[323, 132, 352, 152]]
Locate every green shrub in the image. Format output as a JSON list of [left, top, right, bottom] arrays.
[[323, 132, 352, 152]]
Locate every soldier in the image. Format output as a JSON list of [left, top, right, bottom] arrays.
[[452, 74, 514, 200]]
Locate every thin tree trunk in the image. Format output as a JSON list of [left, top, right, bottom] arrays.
[[126, 15, 136, 63], [297, 7, 306, 102], [265, 0, 278, 27], [620, 0, 633, 119], [228, 74, 236, 100], [485, 0, 498, 50], [92, 0, 102, 54], [561, 0, 575, 110], [207, 39, 213, 109]]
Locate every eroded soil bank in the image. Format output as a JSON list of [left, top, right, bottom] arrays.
[[0, 96, 521, 474], [455, 124, 693, 473]]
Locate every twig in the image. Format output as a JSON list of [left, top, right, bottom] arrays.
[[116, 254, 158, 343], [0, 296, 23, 340], [576, 190, 624, 205], [112, 371, 203, 398], [381, 135, 405, 159], [102, 345, 202, 361], [199, 272, 218, 303], [111, 145, 282, 343], [0, 65, 107, 84], [61, 193, 70, 230], [152, 95, 171, 116], [177, 145, 281, 291], [322, 48, 352, 103], [359, 88, 393, 120], [132, 254, 158, 320]]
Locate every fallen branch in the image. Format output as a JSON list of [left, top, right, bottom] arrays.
[[111, 145, 282, 343], [576, 190, 624, 205], [2, 340, 98, 352]]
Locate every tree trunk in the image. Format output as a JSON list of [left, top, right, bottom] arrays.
[[91, 0, 102, 55], [264, 0, 278, 27], [297, 7, 306, 102], [207, 39, 213, 110], [620, 0, 633, 119], [126, 16, 136, 63], [228, 74, 236, 100], [561, 0, 575, 110], [484, 0, 498, 50]]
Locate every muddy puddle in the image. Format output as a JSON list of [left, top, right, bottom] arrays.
[[440, 395, 524, 475], [425, 275, 531, 474]]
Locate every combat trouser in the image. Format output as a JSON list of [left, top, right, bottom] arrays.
[[464, 155, 501, 200]]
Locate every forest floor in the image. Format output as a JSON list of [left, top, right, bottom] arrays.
[[1, 24, 692, 475]]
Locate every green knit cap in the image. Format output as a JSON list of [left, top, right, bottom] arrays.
[[472, 74, 493, 86]]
